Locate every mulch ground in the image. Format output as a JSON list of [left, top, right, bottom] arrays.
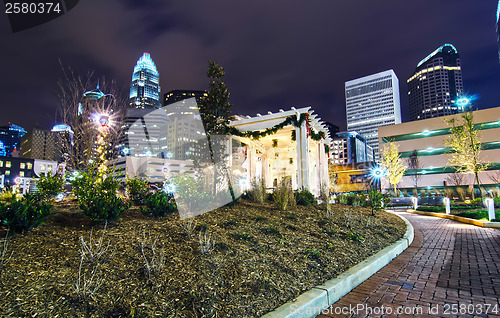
[[0, 199, 406, 317]]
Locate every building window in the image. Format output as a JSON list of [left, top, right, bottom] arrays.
[[5, 170, 10, 175], [0, 161, 3, 168], [6, 161, 11, 168], [20, 163, 25, 169], [19, 171, 24, 177], [41, 164, 46, 171], [27, 163, 32, 170], [48, 165, 53, 172]]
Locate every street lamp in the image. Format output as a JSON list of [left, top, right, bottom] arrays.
[[369, 166, 385, 191]]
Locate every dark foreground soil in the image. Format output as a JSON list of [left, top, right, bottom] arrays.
[[0, 200, 406, 317]]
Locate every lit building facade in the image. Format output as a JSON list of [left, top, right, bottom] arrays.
[[0, 156, 64, 193], [378, 107, 500, 197], [0, 123, 26, 157], [407, 44, 464, 121], [129, 53, 161, 109], [345, 70, 401, 162], [330, 131, 373, 165], [20, 128, 58, 161], [163, 90, 207, 106]]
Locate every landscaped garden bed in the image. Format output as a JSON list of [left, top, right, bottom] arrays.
[[0, 199, 405, 317]]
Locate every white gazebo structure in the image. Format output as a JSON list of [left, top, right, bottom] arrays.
[[229, 107, 332, 196]]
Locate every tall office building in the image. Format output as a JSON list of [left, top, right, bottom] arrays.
[[163, 90, 208, 106], [129, 53, 161, 109], [20, 128, 58, 161], [345, 69, 401, 162], [407, 44, 464, 121], [0, 123, 27, 157]]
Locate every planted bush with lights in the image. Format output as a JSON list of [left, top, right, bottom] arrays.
[[35, 172, 65, 201], [141, 191, 177, 217], [0, 193, 53, 234], [70, 166, 129, 222]]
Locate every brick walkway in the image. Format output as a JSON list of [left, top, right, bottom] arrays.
[[317, 212, 500, 318]]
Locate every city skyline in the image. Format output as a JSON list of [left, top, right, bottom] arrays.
[[1, 1, 499, 131]]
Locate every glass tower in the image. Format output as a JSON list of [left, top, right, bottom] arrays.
[[0, 123, 27, 157], [407, 44, 464, 121], [345, 70, 401, 162], [129, 53, 161, 109]]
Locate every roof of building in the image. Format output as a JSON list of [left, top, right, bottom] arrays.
[[417, 44, 458, 68]]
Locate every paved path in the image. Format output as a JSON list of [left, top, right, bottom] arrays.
[[317, 211, 500, 318]]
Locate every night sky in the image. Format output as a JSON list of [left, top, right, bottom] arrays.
[[1, 0, 499, 132]]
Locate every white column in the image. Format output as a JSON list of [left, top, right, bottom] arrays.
[[411, 197, 418, 210], [319, 140, 328, 195], [296, 123, 309, 190], [486, 198, 495, 221], [296, 126, 302, 188], [443, 197, 450, 215]]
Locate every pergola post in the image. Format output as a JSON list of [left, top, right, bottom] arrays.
[[296, 121, 310, 191]]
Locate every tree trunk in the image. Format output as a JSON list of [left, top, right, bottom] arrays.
[[475, 172, 484, 201]]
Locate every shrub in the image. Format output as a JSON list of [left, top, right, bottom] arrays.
[[337, 193, 365, 206], [70, 167, 127, 222], [172, 174, 213, 212], [35, 173, 65, 201], [416, 206, 445, 212], [141, 191, 177, 217], [0, 189, 18, 202], [494, 197, 500, 208], [79, 192, 129, 222], [367, 188, 384, 216], [248, 177, 267, 204], [295, 189, 317, 206], [273, 178, 294, 211], [0, 193, 53, 234], [126, 176, 150, 205]]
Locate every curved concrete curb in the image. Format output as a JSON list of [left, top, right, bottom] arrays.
[[262, 213, 414, 318], [407, 209, 500, 228]]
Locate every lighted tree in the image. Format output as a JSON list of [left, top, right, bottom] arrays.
[[444, 111, 488, 199], [406, 150, 422, 195], [55, 64, 126, 172], [380, 142, 407, 196]]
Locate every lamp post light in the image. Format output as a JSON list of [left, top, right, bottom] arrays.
[[370, 166, 385, 191]]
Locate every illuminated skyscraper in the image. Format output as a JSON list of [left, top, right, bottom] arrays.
[[407, 44, 464, 121], [129, 53, 161, 109], [345, 69, 401, 162], [0, 123, 26, 157]]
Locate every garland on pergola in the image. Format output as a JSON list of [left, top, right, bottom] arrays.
[[228, 113, 326, 141]]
